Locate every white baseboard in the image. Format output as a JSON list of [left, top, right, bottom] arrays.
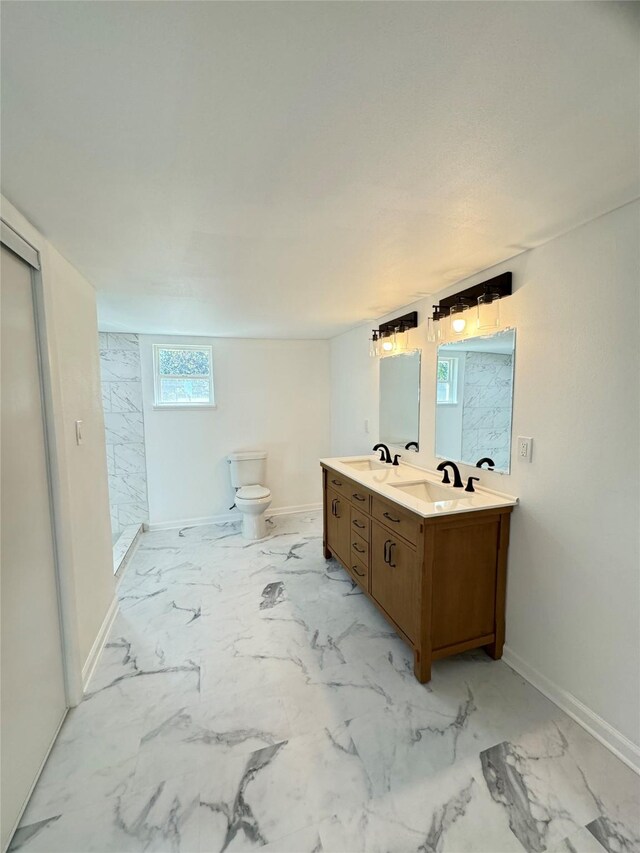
[[146, 503, 322, 532], [503, 646, 640, 776], [81, 595, 119, 694]]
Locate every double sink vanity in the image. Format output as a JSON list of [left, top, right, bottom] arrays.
[[320, 456, 517, 683], [321, 324, 519, 683]]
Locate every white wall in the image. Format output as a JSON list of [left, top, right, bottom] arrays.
[[1, 196, 115, 700], [140, 336, 331, 526], [330, 201, 640, 761]]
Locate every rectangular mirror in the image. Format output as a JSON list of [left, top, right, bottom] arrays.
[[435, 329, 515, 472], [379, 350, 421, 450]]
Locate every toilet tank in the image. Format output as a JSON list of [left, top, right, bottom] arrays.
[[228, 451, 267, 487]]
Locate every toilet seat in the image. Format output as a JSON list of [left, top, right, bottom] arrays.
[[236, 484, 271, 501]]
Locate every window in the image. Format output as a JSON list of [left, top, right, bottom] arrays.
[[436, 357, 458, 404], [153, 344, 215, 408]]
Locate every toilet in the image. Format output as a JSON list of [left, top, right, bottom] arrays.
[[228, 450, 272, 540]]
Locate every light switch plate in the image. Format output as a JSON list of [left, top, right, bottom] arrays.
[[517, 436, 532, 462]]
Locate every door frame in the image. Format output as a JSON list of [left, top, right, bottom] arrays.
[[1, 219, 83, 706]]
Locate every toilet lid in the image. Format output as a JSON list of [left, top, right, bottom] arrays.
[[236, 485, 270, 500]]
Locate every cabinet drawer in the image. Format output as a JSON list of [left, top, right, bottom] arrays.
[[372, 496, 420, 545], [349, 486, 371, 512], [350, 530, 369, 563], [371, 523, 418, 642], [350, 507, 370, 541], [325, 471, 352, 497], [348, 552, 369, 591]]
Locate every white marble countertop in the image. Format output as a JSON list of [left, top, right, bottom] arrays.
[[320, 455, 518, 519]]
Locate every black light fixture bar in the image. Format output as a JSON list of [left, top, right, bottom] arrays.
[[434, 272, 512, 319], [378, 310, 418, 336]]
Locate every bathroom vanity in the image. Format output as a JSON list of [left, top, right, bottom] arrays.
[[320, 456, 517, 682]]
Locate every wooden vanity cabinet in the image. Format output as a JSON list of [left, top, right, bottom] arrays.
[[321, 463, 513, 683], [325, 486, 350, 567]]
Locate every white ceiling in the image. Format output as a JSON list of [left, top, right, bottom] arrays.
[[1, 1, 638, 339]]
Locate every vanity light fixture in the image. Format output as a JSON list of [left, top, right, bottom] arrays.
[[426, 306, 447, 343], [380, 329, 396, 354], [430, 272, 512, 340], [477, 286, 502, 330], [449, 300, 470, 335], [369, 330, 380, 358], [395, 320, 409, 352], [371, 311, 418, 357]]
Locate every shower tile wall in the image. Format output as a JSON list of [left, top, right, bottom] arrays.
[[461, 351, 513, 471], [99, 333, 149, 540]]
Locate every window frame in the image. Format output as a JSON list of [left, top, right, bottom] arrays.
[[436, 356, 458, 405], [152, 343, 216, 410]]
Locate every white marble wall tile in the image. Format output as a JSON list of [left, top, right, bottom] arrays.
[[110, 381, 143, 413], [107, 333, 139, 351], [118, 502, 149, 527], [100, 349, 141, 382], [99, 335, 149, 533], [110, 507, 120, 539], [105, 445, 115, 476], [463, 406, 513, 431], [104, 412, 144, 444], [114, 442, 146, 474], [101, 382, 111, 414], [108, 473, 147, 506], [98, 331, 109, 350]]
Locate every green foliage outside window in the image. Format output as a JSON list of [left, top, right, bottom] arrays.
[[437, 359, 450, 382]]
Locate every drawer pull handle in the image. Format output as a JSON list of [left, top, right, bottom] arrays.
[[331, 479, 342, 487], [353, 493, 366, 502], [335, 500, 342, 519], [388, 542, 397, 568], [353, 520, 365, 529], [352, 542, 365, 554], [331, 498, 337, 517], [383, 511, 401, 524], [352, 564, 365, 578], [383, 539, 391, 563]]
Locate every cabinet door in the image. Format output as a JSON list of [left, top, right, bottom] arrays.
[[326, 487, 350, 565], [371, 522, 419, 642]]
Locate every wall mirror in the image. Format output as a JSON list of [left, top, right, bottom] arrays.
[[379, 350, 421, 450], [435, 329, 515, 472]]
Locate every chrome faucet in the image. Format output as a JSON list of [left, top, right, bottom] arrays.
[[373, 443, 392, 464], [436, 460, 464, 488]]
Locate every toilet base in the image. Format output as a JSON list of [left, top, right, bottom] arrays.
[[241, 512, 267, 540]]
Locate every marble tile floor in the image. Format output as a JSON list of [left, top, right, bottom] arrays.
[[11, 511, 639, 853]]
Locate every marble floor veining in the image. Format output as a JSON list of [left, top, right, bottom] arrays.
[[11, 511, 640, 853]]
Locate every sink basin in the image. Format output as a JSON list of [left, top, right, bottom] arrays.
[[390, 480, 460, 503], [340, 457, 389, 471]]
